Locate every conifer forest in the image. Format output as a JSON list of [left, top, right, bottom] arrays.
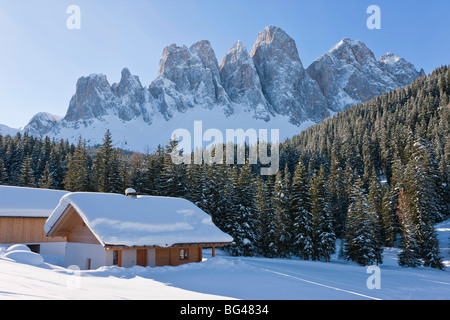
[[1, 66, 449, 269]]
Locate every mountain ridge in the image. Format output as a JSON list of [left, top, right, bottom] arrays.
[[0, 26, 424, 152]]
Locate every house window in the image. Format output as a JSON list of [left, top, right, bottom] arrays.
[[86, 258, 91, 270], [180, 249, 188, 260], [26, 244, 40, 254], [113, 250, 119, 265]]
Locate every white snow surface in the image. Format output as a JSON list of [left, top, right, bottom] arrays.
[[45, 192, 233, 247], [40, 105, 311, 153], [1, 220, 449, 300], [0, 186, 69, 217]]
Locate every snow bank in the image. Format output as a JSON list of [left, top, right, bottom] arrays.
[[6, 244, 31, 252], [1, 245, 44, 266]]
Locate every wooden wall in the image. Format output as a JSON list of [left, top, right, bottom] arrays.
[[155, 246, 202, 267], [0, 217, 65, 244], [66, 213, 100, 244]]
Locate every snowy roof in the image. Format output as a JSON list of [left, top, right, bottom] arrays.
[[44, 192, 233, 247], [0, 186, 69, 217]]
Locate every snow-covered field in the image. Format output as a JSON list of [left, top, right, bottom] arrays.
[[1, 220, 449, 300]]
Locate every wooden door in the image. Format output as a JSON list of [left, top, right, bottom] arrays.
[[136, 249, 148, 267]]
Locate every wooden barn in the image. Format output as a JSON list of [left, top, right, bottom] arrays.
[[44, 189, 233, 270], [0, 186, 68, 255]]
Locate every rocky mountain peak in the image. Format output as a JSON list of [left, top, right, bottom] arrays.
[[113, 68, 143, 97], [11, 26, 424, 152], [251, 25, 302, 67], [220, 40, 272, 121], [328, 38, 376, 65], [250, 25, 326, 123], [307, 38, 424, 113], [64, 73, 116, 122]]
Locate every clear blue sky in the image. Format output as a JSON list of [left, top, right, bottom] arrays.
[[1, 0, 449, 128]]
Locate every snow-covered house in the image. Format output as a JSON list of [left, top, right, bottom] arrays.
[[44, 190, 233, 270], [0, 186, 69, 255]]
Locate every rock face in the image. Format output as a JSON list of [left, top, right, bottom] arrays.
[[148, 40, 232, 120], [219, 40, 272, 121], [8, 26, 423, 152], [112, 68, 144, 122], [24, 112, 62, 137], [250, 26, 327, 123], [64, 69, 146, 123], [64, 73, 117, 122], [378, 52, 425, 87], [306, 38, 424, 113]]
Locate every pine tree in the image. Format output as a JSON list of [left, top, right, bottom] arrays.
[[223, 166, 243, 256], [5, 134, 22, 185], [38, 162, 56, 189], [255, 176, 278, 258], [396, 188, 422, 268], [310, 165, 335, 261], [367, 172, 384, 264], [185, 163, 204, 207], [328, 145, 347, 237], [109, 149, 125, 194], [272, 165, 292, 258], [208, 164, 233, 234], [94, 130, 123, 193], [0, 158, 8, 185], [18, 155, 35, 187], [128, 152, 146, 194], [64, 138, 92, 192], [404, 139, 444, 269], [290, 159, 314, 260], [234, 162, 258, 256], [48, 140, 68, 190], [160, 140, 187, 197], [380, 186, 397, 247], [344, 173, 382, 266]]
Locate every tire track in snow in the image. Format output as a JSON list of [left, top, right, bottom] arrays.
[[246, 260, 382, 300]]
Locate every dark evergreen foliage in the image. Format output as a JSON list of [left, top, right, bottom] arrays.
[[0, 66, 448, 268]]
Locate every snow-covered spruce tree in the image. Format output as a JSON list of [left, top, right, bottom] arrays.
[[366, 172, 384, 265], [48, 140, 70, 190], [185, 163, 205, 208], [328, 144, 347, 238], [403, 138, 444, 269], [272, 165, 292, 258], [222, 165, 241, 256], [93, 130, 125, 194], [255, 176, 278, 258], [159, 139, 187, 198], [63, 138, 92, 192], [310, 165, 335, 262], [233, 162, 258, 256], [202, 163, 232, 233], [396, 188, 422, 268], [38, 162, 56, 189], [344, 173, 383, 266], [290, 159, 314, 260], [0, 158, 8, 185], [380, 186, 397, 247], [18, 155, 35, 187]]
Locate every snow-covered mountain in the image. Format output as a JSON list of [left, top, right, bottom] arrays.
[[0, 124, 19, 137], [1, 26, 424, 152], [306, 38, 425, 113]]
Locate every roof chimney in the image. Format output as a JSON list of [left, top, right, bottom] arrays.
[[125, 188, 137, 198]]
